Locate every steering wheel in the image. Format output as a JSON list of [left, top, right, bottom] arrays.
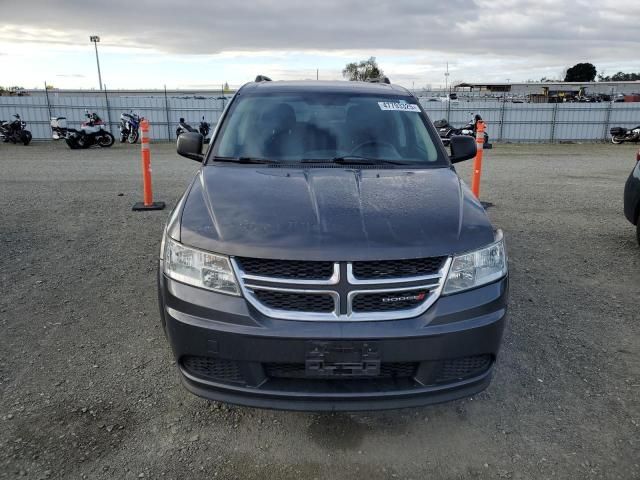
[[350, 140, 396, 155]]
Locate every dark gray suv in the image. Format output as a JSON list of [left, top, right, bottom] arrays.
[[158, 79, 508, 411]]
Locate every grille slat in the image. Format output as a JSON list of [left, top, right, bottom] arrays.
[[352, 290, 429, 312], [253, 289, 335, 313], [182, 356, 245, 384], [352, 257, 446, 280], [435, 355, 492, 383], [236, 257, 334, 280]]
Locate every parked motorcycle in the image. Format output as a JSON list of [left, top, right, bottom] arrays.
[[176, 116, 211, 143], [435, 113, 490, 147], [50, 110, 115, 149], [610, 125, 640, 144], [0, 113, 32, 145], [119, 111, 143, 144]]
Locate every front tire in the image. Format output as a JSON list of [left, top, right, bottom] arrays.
[[21, 131, 32, 146], [99, 132, 115, 147], [66, 137, 80, 149], [128, 130, 139, 144]]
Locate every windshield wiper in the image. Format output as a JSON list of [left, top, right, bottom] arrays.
[[212, 156, 278, 164], [301, 156, 407, 165]]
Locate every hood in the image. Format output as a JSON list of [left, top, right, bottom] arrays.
[[179, 165, 495, 261]]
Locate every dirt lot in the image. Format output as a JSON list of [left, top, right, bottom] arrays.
[[1, 141, 638, 480]]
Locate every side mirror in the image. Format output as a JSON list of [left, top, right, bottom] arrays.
[[449, 135, 477, 163], [177, 132, 204, 162]]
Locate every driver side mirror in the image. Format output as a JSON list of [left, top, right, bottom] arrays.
[[177, 132, 204, 162], [449, 135, 477, 163]]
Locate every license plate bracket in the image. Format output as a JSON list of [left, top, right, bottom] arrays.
[[305, 341, 380, 377]]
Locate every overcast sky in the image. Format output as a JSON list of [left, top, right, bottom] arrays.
[[1, 0, 639, 90]]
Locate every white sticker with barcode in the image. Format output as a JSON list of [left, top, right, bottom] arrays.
[[378, 102, 421, 112]]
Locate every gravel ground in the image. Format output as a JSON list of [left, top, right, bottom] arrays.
[[1, 141, 638, 480]]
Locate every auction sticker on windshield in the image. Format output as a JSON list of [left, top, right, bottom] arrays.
[[378, 102, 421, 112]]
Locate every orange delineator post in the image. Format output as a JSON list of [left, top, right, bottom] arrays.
[[471, 120, 485, 199], [132, 119, 165, 211]]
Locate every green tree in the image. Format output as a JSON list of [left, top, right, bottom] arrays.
[[342, 57, 383, 81], [564, 63, 597, 82], [598, 71, 640, 81]]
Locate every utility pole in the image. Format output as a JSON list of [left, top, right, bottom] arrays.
[[444, 62, 450, 93], [316, 69, 319, 80], [89, 36, 103, 90]]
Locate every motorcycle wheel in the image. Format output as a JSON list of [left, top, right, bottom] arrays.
[[611, 136, 625, 144], [21, 131, 32, 146], [100, 132, 115, 148], [66, 137, 80, 149], [77, 134, 91, 149], [128, 130, 139, 144]]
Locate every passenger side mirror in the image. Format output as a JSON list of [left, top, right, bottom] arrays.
[[177, 132, 204, 162], [449, 135, 477, 163]]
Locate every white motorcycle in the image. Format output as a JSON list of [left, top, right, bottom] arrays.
[[51, 110, 115, 149]]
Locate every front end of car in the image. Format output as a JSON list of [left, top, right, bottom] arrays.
[[158, 225, 507, 411]]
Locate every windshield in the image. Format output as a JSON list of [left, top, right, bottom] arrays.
[[211, 91, 445, 166]]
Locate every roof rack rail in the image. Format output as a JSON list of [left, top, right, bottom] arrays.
[[367, 76, 391, 84], [255, 75, 272, 82]]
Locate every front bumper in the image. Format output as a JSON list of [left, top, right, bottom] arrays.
[[159, 270, 508, 411]]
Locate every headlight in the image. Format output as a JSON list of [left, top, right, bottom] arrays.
[[443, 231, 507, 294], [163, 237, 240, 295]]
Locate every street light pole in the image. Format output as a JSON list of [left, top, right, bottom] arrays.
[[89, 35, 103, 90], [444, 62, 450, 93]]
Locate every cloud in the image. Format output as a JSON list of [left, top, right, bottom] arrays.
[[2, 0, 639, 61], [1, 1, 639, 89]]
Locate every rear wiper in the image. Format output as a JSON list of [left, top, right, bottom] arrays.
[[301, 156, 406, 165], [212, 156, 278, 164]]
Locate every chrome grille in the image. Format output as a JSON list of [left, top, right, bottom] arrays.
[[232, 257, 451, 322]]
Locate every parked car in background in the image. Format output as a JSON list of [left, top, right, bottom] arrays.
[[623, 149, 640, 245], [158, 78, 509, 411], [438, 92, 459, 103]]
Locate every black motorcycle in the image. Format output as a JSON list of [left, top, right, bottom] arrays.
[[0, 113, 32, 146], [176, 116, 211, 143], [610, 125, 640, 144], [50, 111, 115, 149], [119, 111, 143, 144], [435, 113, 490, 147]]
